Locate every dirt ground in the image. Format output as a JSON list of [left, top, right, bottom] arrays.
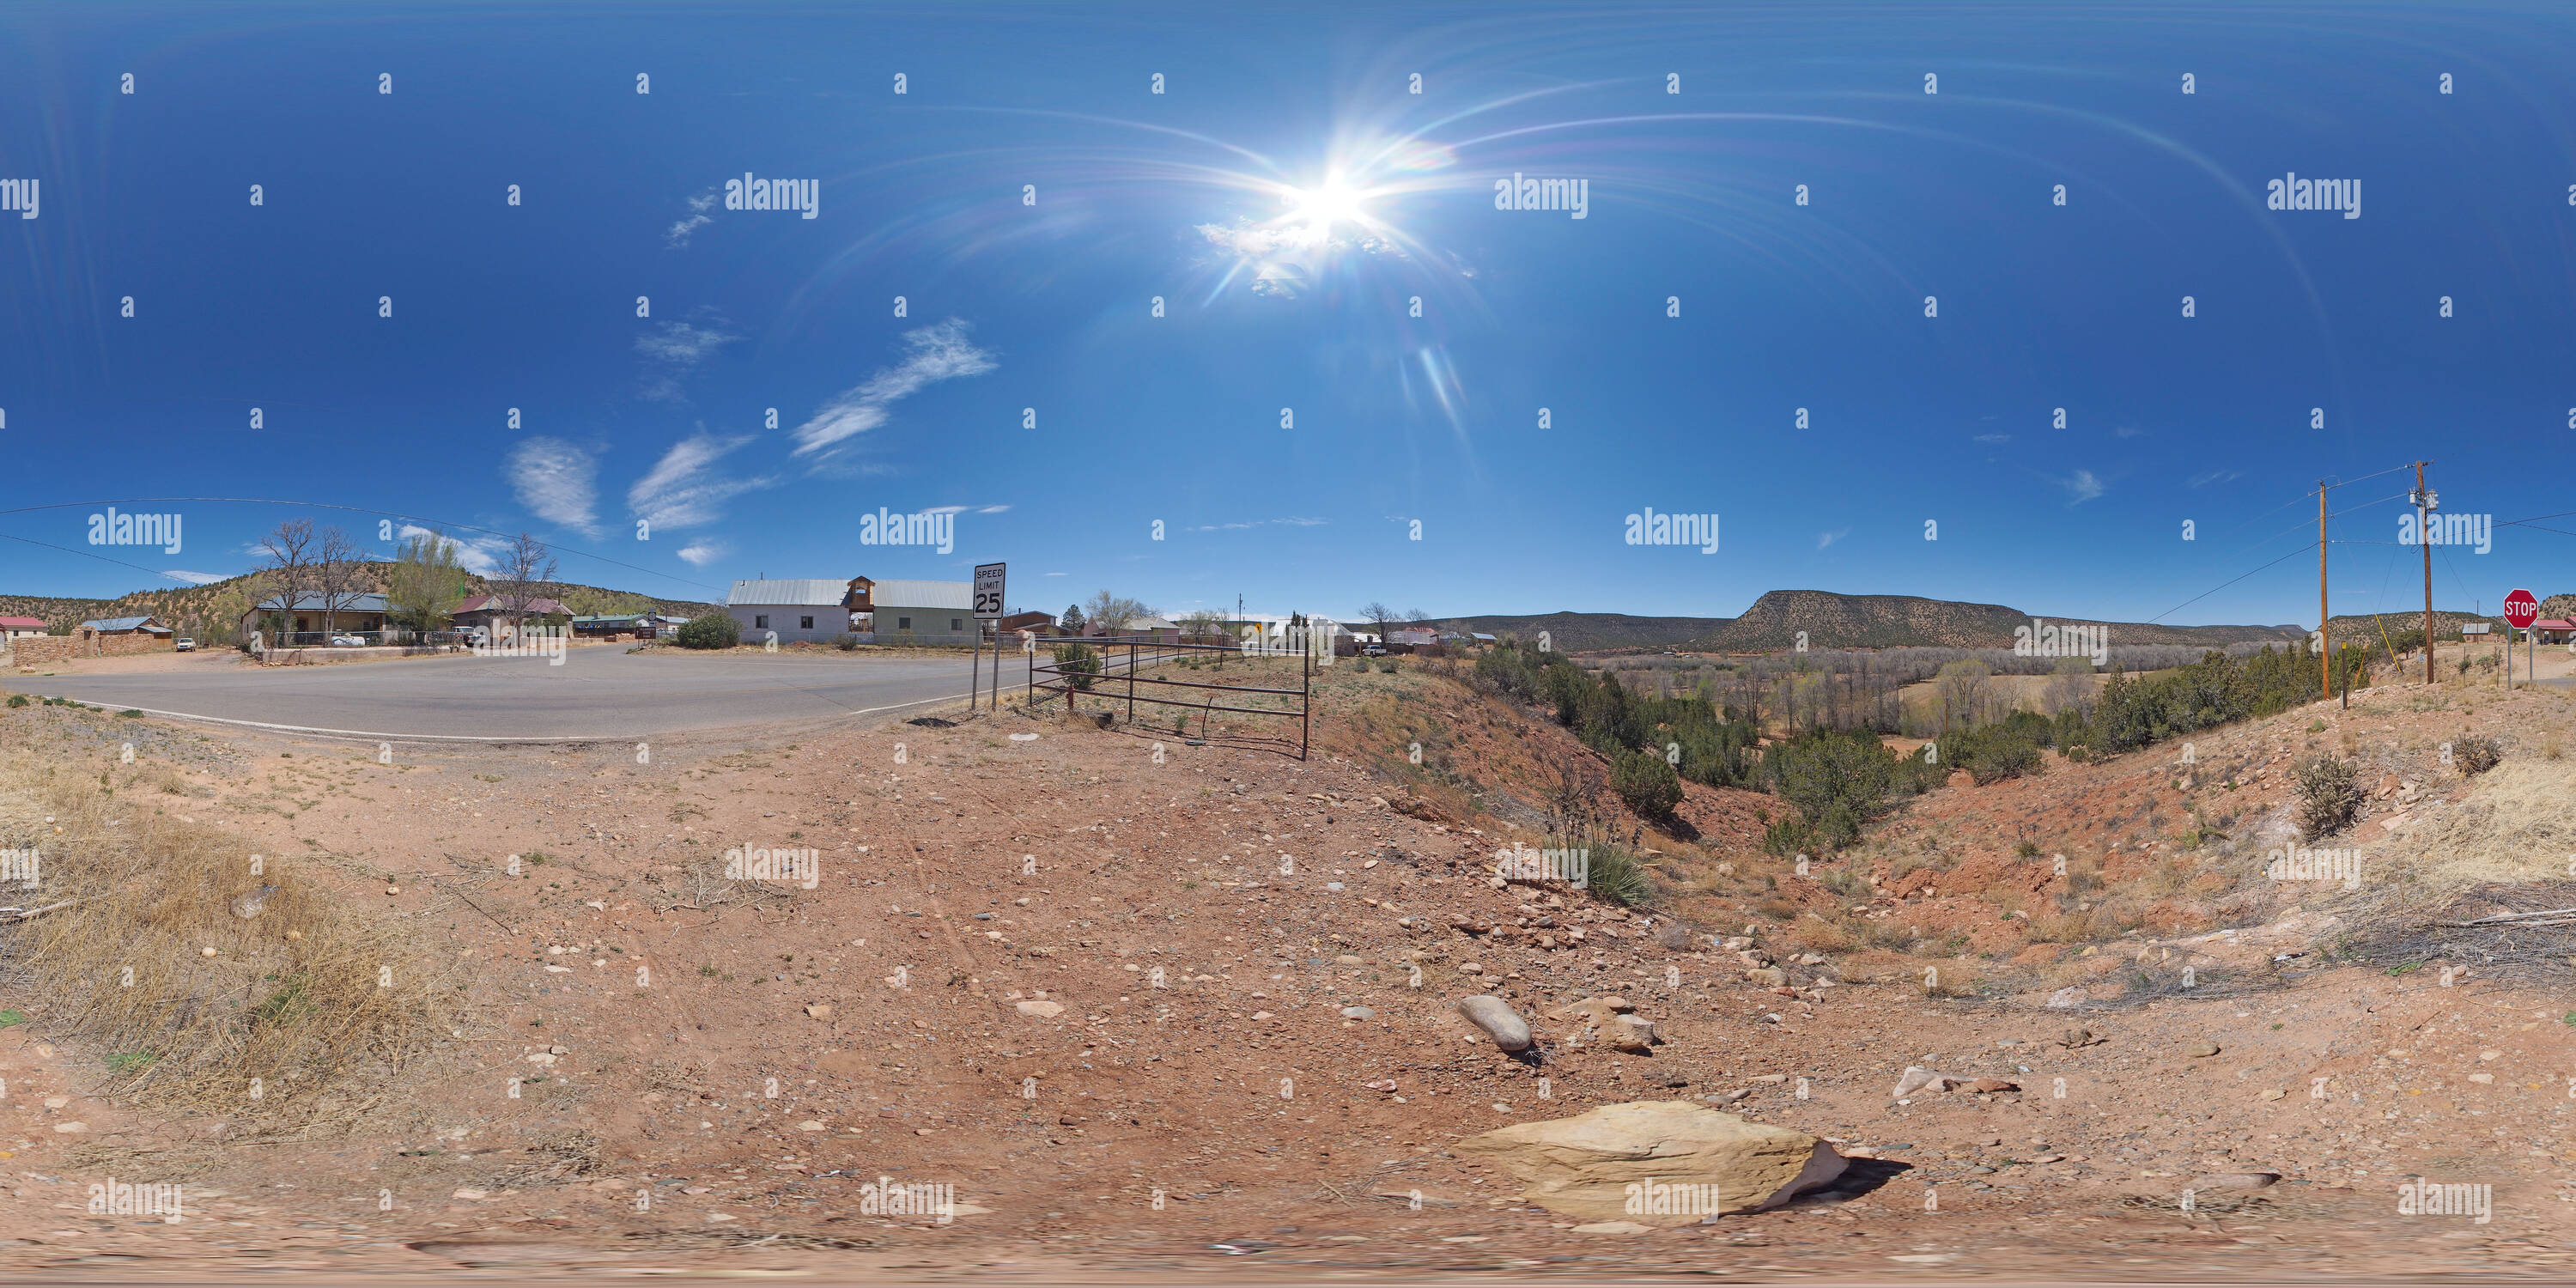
[[0, 653, 2572, 1282]]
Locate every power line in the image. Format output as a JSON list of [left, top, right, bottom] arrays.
[[0, 532, 196, 586]]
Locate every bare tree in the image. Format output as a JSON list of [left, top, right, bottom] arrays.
[[1935, 658, 1991, 732], [1358, 601, 1397, 640], [313, 526, 368, 639], [495, 532, 558, 640], [256, 519, 317, 642], [1178, 609, 1226, 642], [1080, 590, 1151, 637]]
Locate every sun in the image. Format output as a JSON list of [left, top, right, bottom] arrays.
[[1285, 176, 1367, 229]]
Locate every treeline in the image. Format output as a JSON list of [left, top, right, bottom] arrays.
[[1473, 641, 1762, 812], [1478, 638, 2337, 856]]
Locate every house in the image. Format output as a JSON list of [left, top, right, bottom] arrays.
[[726, 580, 857, 645], [241, 596, 389, 637], [568, 613, 650, 637], [1389, 627, 1441, 650], [849, 577, 977, 645], [82, 615, 173, 638], [8, 615, 169, 664], [1121, 614, 1182, 644], [451, 594, 570, 635], [995, 610, 1060, 638], [0, 616, 47, 640], [2534, 617, 2575, 646]]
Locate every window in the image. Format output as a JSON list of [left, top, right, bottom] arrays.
[[755, 615, 769, 629], [897, 616, 912, 629], [951, 617, 963, 632], [800, 616, 815, 630]]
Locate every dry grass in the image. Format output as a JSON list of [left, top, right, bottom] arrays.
[[0, 749, 458, 1132]]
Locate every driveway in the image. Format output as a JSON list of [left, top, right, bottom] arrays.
[[3, 647, 1040, 740]]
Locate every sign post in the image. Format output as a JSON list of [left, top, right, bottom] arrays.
[[974, 563, 1006, 713], [2503, 588, 2538, 687]]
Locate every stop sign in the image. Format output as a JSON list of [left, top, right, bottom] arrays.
[[2503, 588, 2539, 629]]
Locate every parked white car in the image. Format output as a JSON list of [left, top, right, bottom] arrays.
[[173, 637, 196, 652], [328, 635, 368, 647]]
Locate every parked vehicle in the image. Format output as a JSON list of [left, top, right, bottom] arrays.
[[328, 635, 368, 647], [173, 637, 196, 652], [1360, 641, 1388, 657]]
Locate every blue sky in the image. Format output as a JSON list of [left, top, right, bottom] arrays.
[[5, 1, 2573, 627]]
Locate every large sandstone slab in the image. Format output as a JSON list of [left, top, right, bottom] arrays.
[[1456, 1100, 1844, 1224]]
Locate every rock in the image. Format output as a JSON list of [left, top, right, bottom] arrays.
[[1571, 1220, 1656, 1235], [1745, 968, 1788, 987], [2192, 1171, 2281, 1191], [52, 1121, 88, 1133], [1891, 1066, 1943, 1097], [1340, 1005, 1376, 1020], [2057, 1028, 2102, 1048], [1334, 955, 1364, 966], [1747, 1074, 1789, 1084], [1604, 1015, 1657, 1053], [229, 884, 279, 920], [1456, 995, 1534, 1052], [2045, 987, 2086, 1009], [803, 1004, 833, 1020], [2185, 1041, 2221, 1058], [1961, 1078, 2019, 1094], [1015, 999, 1066, 1018], [1456, 1100, 1845, 1225]]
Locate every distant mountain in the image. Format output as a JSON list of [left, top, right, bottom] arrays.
[[0, 566, 717, 638], [1430, 611, 1735, 653], [1437, 589, 2317, 653]]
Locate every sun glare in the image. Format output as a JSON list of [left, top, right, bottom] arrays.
[[1287, 177, 1366, 228]]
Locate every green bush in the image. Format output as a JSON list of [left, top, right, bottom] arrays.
[[675, 613, 740, 650], [1582, 843, 1649, 907], [1763, 727, 1911, 853], [1610, 749, 1684, 817], [3, 695, 26, 708], [1053, 641, 1102, 691], [1950, 721, 2044, 785], [2293, 755, 2363, 840]]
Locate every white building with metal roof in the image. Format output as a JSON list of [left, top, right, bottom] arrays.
[[725, 579, 855, 645], [851, 577, 977, 645]]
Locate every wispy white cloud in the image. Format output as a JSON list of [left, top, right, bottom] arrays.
[[1186, 516, 1327, 532], [2188, 469, 2242, 489], [505, 437, 602, 537], [635, 320, 739, 401], [676, 539, 726, 568], [665, 190, 717, 248], [162, 569, 228, 586], [2056, 469, 2106, 504], [792, 319, 999, 458], [2113, 425, 2145, 439], [629, 433, 774, 530], [1816, 528, 1850, 550], [1972, 433, 2010, 445], [915, 502, 1011, 516]]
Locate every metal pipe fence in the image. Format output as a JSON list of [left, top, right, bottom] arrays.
[[1025, 633, 1314, 759]]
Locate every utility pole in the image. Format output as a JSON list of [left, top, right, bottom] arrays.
[[2414, 461, 2436, 685], [2317, 481, 2330, 702]]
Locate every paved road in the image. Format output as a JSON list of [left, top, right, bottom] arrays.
[[3, 647, 1042, 740]]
